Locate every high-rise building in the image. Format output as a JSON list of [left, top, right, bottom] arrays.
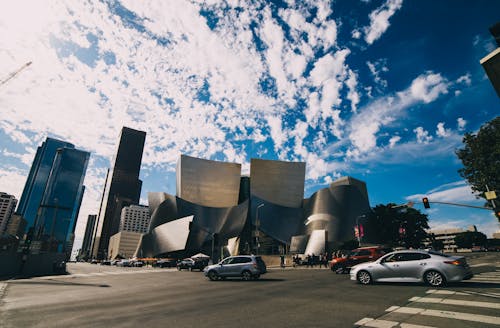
[[93, 127, 146, 259], [119, 205, 150, 234], [0, 192, 17, 234], [80, 214, 97, 260], [17, 138, 74, 230], [17, 137, 89, 254], [480, 22, 500, 97]]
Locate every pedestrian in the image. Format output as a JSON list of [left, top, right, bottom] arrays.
[[280, 254, 285, 268], [306, 254, 312, 267]]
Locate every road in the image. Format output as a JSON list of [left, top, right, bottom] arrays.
[[0, 252, 499, 328]]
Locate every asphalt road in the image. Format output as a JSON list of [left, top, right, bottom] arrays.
[[0, 252, 499, 328]]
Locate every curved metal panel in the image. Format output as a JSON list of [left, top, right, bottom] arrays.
[[177, 155, 241, 208], [148, 192, 178, 230], [303, 177, 371, 246], [140, 216, 193, 257], [250, 158, 306, 208], [250, 196, 303, 244], [304, 229, 327, 256]]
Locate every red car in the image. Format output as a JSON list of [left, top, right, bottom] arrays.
[[330, 246, 392, 273]]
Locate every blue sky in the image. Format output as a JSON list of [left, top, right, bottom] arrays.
[[0, 0, 499, 252]]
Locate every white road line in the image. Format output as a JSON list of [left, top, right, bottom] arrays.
[[409, 296, 500, 309], [354, 317, 435, 328], [354, 317, 398, 328], [386, 306, 500, 325], [426, 290, 468, 295]]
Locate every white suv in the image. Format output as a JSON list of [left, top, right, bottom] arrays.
[[203, 255, 267, 281]]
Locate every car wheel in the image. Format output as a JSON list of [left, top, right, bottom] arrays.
[[357, 270, 372, 285], [424, 270, 446, 287], [242, 270, 252, 281], [208, 270, 218, 281], [252, 274, 260, 280], [189, 267, 192, 272]]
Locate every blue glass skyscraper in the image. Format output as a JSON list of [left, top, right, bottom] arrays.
[[17, 137, 89, 254]]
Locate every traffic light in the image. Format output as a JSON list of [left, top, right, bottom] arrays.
[[422, 197, 430, 209], [212, 233, 219, 245]]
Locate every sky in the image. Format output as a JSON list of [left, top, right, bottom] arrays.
[[0, 0, 499, 255]]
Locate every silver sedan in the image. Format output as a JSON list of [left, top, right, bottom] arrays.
[[350, 250, 473, 287]]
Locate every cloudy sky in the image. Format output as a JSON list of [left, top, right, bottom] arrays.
[[1, 0, 499, 253]]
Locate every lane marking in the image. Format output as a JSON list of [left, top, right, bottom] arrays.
[[355, 317, 436, 328], [409, 296, 500, 309], [426, 290, 468, 296], [386, 306, 500, 325], [354, 317, 398, 328]]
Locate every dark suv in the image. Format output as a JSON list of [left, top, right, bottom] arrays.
[[203, 255, 267, 281], [330, 246, 392, 273]]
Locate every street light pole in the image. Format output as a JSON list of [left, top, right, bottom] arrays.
[[255, 204, 264, 255]]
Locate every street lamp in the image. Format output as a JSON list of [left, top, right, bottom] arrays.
[[255, 204, 264, 255]]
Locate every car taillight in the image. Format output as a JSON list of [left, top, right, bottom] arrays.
[[444, 260, 461, 266]]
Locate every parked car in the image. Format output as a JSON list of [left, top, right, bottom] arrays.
[[203, 255, 267, 281], [101, 260, 111, 266], [116, 259, 131, 267], [130, 260, 144, 267], [330, 246, 392, 273], [177, 258, 208, 271], [350, 249, 473, 287], [153, 258, 178, 268]]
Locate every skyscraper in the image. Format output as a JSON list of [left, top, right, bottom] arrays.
[[80, 214, 97, 260], [119, 205, 150, 234], [93, 127, 146, 259], [0, 192, 17, 234], [17, 137, 89, 254]]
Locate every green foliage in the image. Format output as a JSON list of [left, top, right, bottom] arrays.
[[364, 204, 430, 248], [456, 116, 500, 207], [454, 231, 487, 248]]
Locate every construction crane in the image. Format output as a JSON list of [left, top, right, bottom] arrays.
[[0, 61, 32, 87]]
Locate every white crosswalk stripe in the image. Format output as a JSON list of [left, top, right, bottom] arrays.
[[355, 280, 500, 327], [468, 270, 500, 283]]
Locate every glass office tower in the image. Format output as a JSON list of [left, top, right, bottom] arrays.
[[93, 127, 146, 259], [17, 137, 89, 255]]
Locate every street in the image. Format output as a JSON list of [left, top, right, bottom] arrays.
[[0, 253, 499, 328]]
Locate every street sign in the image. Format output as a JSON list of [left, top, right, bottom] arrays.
[[485, 191, 497, 200]]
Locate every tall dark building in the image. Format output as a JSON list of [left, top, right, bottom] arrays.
[[17, 137, 89, 255], [80, 214, 96, 260], [93, 127, 146, 259]]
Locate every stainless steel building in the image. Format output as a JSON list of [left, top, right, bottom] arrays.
[[177, 155, 241, 208], [137, 155, 371, 259]]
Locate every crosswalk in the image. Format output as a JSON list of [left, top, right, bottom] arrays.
[[355, 270, 500, 327]]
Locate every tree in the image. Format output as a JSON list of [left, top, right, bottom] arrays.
[[454, 231, 487, 249], [364, 204, 430, 248], [456, 116, 500, 208]]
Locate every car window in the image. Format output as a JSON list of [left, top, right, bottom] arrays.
[[428, 250, 451, 257], [221, 258, 234, 265], [399, 253, 425, 261]]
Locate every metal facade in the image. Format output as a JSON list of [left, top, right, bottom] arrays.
[[177, 155, 241, 208]]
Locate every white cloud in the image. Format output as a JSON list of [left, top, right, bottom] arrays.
[[348, 71, 449, 155], [407, 72, 449, 103], [436, 122, 450, 138], [457, 117, 467, 130], [388, 135, 401, 148], [456, 73, 472, 86], [414, 126, 433, 144], [364, 0, 403, 45]]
